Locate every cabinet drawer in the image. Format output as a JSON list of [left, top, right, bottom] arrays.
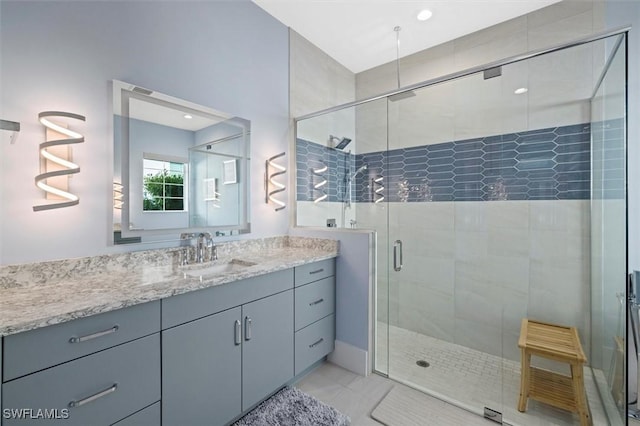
[[111, 402, 160, 426], [294, 314, 335, 376], [3, 301, 160, 381], [162, 269, 294, 329], [295, 277, 335, 331], [2, 334, 160, 426], [294, 258, 335, 287]]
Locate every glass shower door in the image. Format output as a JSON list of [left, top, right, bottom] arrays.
[[383, 68, 507, 418], [590, 34, 627, 425]]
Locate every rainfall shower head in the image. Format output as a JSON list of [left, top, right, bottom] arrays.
[[330, 135, 352, 150]]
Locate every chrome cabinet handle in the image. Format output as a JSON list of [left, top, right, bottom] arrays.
[[393, 240, 403, 272], [69, 325, 119, 344], [309, 268, 324, 275], [245, 317, 252, 341], [309, 338, 324, 348], [68, 383, 117, 408], [309, 298, 324, 306], [234, 320, 242, 345]]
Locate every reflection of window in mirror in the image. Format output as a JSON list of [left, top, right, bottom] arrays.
[[142, 156, 187, 212]]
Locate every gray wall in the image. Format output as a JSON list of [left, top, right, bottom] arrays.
[[0, 0, 289, 265]]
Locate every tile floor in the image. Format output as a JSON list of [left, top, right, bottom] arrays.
[[376, 324, 608, 425], [296, 323, 619, 425], [295, 361, 492, 425]]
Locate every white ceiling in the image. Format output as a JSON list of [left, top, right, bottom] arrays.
[[253, 0, 562, 73]]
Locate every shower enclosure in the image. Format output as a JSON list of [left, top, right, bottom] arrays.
[[295, 30, 628, 426]]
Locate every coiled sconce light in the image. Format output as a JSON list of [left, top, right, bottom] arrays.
[[373, 175, 385, 204], [265, 152, 286, 211], [312, 163, 328, 203], [113, 182, 124, 210], [33, 111, 86, 212]]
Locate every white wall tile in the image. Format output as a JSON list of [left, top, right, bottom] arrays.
[[454, 202, 487, 231]]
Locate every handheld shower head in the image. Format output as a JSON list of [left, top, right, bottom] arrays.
[[349, 164, 368, 180], [329, 135, 352, 150]]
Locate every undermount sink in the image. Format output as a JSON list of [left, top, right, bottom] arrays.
[[182, 259, 257, 280]]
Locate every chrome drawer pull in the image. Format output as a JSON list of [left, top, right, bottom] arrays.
[[309, 338, 324, 348], [309, 298, 324, 306], [68, 383, 117, 408], [69, 325, 119, 343], [309, 268, 324, 275], [234, 320, 242, 345]]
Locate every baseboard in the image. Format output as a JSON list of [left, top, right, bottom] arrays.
[[328, 340, 369, 376]]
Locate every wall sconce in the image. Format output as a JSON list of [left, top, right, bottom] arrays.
[[113, 182, 123, 209], [0, 119, 20, 144], [265, 152, 286, 211], [373, 175, 384, 203], [33, 111, 86, 212], [312, 163, 328, 203]]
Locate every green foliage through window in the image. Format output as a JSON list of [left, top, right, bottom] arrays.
[[143, 159, 186, 211]]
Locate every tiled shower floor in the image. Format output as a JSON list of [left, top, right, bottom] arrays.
[[377, 323, 609, 426]]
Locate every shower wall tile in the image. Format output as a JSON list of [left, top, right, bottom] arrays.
[[486, 255, 530, 293], [398, 283, 455, 343], [296, 138, 355, 203], [486, 201, 529, 229], [454, 319, 503, 359], [488, 228, 530, 258], [374, 200, 590, 362], [455, 231, 488, 261], [350, 122, 592, 203]]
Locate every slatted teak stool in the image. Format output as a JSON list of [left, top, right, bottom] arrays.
[[518, 319, 590, 426]]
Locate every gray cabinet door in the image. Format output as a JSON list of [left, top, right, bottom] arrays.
[[162, 307, 241, 426], [241, 290, 294, 411]]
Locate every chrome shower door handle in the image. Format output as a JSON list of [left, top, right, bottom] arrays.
[[393, 240, 403, 272]]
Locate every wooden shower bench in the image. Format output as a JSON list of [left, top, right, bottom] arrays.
[[518, 319, 590, 426]]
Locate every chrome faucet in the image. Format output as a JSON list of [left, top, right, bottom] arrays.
[[179, 233, 196, 265], [196, 232, 216, 263], [179, 232, 216, 264]]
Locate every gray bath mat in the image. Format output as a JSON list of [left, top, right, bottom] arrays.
[[233, 386, 350, 426]]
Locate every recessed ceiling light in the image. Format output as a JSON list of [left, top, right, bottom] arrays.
[[417, 9, 433, 21], [514, 87, 528, 95], [183, 114, 193, 119]]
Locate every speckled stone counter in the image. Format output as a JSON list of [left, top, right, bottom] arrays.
[[0, 236, 338, 336]]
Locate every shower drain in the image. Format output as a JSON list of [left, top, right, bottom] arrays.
[[416, 360, 430, 368]]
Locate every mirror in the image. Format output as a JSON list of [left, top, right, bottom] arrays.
[[112, 80, 251, 244]]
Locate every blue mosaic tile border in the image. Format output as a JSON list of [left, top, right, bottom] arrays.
[[296, 138, 355, 202], [297, 122, 594, 203], [591, 118, 625, 200]]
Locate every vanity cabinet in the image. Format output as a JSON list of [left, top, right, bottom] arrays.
[[0, 257, 335, 426], [293, 260, 336, 376], [162, 307, 242, 426], [161, 270, 294, 426], [1, 302, 161, 426]]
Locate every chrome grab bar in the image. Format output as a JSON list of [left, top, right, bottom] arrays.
[[68, 383, 117, 408], [393, 240, 403, 272], [69, 325, 119, 344]]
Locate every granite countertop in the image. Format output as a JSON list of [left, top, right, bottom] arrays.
[[0, 236, 339, 337]]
